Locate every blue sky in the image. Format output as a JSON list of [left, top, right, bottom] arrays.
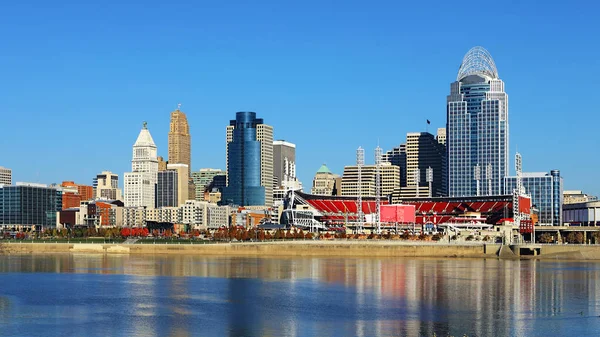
[[1, 0, 599, 196]]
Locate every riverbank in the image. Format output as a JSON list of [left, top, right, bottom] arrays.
[[2, 241, 600, 260]]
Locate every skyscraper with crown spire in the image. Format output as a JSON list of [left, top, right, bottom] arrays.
[[124, 122, 159, 208], [168, 104, 191, 175]]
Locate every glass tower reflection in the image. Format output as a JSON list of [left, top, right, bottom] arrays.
[[223, 112, 266, 206]]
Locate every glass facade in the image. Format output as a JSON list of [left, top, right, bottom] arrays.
[[0, 184, 62, 228], [505, 171, 563, 226], [157, 170, 178, 208], [222, 112, 266, 206], [447, 47, 508, 197]]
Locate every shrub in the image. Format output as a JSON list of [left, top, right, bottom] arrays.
[[431, 234, 442, 241], [465, 235, 474, 241]]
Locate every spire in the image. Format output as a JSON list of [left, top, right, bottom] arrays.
[[134, 123, 156, 147]]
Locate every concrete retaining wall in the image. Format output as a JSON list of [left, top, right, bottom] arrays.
[[0, 242, 487, 258], [3, 242, 600, 260]]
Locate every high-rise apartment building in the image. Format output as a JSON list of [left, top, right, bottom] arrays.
[[0, 182, 62, 229], [157, 170, 178, 208], [447, 46, 508, 197], [124, 123, 158, 208], [223, 112, 273, 207], [94, 171, 122, 200], [505, 170, 563, 226], [0, 167, 12, 185], [404, 132, 446, 197]]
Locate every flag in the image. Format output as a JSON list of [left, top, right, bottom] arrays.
[[426, 119, 431, 125]]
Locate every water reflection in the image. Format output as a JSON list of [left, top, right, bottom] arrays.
[[0, 254, 600, 336]]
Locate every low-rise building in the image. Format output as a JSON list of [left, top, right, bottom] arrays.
[[0, 182, 62, 230]]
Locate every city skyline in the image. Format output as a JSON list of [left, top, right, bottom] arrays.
[[2, 1, 599, 196]]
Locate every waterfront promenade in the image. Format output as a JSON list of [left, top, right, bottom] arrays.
[[3, 240, 600, 260]]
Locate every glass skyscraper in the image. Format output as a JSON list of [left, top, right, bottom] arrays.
[[447, 47, 508, 197], [505, 170, 563, 226], [223, 112, 273, 207]]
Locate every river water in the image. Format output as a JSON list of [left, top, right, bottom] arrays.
[[0, 254, 599, 336]]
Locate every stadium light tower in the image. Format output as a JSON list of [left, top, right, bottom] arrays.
[[414, 169, 421, 197], [513, 153, 523, 232], [375, 145, 382, 234], [356, 146, 365, 233], [474, 164, 481, 196], [426, 167, 433, 198], [486, 163, 493, 196]]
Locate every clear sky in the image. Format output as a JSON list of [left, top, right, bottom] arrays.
[[1, 0, 599, 196]]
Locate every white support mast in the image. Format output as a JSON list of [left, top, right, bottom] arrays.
[[375, 145, 382, 234], [513, 153, 522, 231], [486, 163, 493, 196], [356, 147, 364, 233], [426, 166, 433, 198], [474, 164, 481, 196]]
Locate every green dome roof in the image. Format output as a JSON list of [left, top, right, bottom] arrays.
[[316, 164, 331, 174]]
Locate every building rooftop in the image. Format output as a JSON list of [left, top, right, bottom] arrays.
[[457, 46, 499, 81], [134, 123, 156, 147], [316, 164, 332, 174]]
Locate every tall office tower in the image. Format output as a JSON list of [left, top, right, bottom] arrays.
[[272, 140, 302, 204], [157, 170, 178, 208], [273, 140, 296, 186], [124, 122, 158, 208], [340, 163, 400, 197], [403, 132, 447, 197], [223, 112, 273, 207], [505, 170, 563, 226], [382, 144, 407, 188], [311, 164, 341, 196], [0, 166, 12, 185], [94, 171, 122, 200], [192, 168, 226, 200], [447, 46, 508, 197], [0, 182, 62, 230], [168, 105, 191, 175], [167, 163, 189, 206], [157, 156, 168, 171]]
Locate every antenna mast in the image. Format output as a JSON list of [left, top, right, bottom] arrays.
[[375, 145, 382, 234], [356, 147, 364, 233]]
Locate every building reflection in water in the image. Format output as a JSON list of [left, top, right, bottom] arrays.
[[1, 254, 600, 336]]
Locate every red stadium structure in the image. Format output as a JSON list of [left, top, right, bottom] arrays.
[[288, 191, 529, 227]]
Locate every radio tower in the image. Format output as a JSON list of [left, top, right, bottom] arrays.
[[375, 145, 382, 234], [356, 147, 365, 233]]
